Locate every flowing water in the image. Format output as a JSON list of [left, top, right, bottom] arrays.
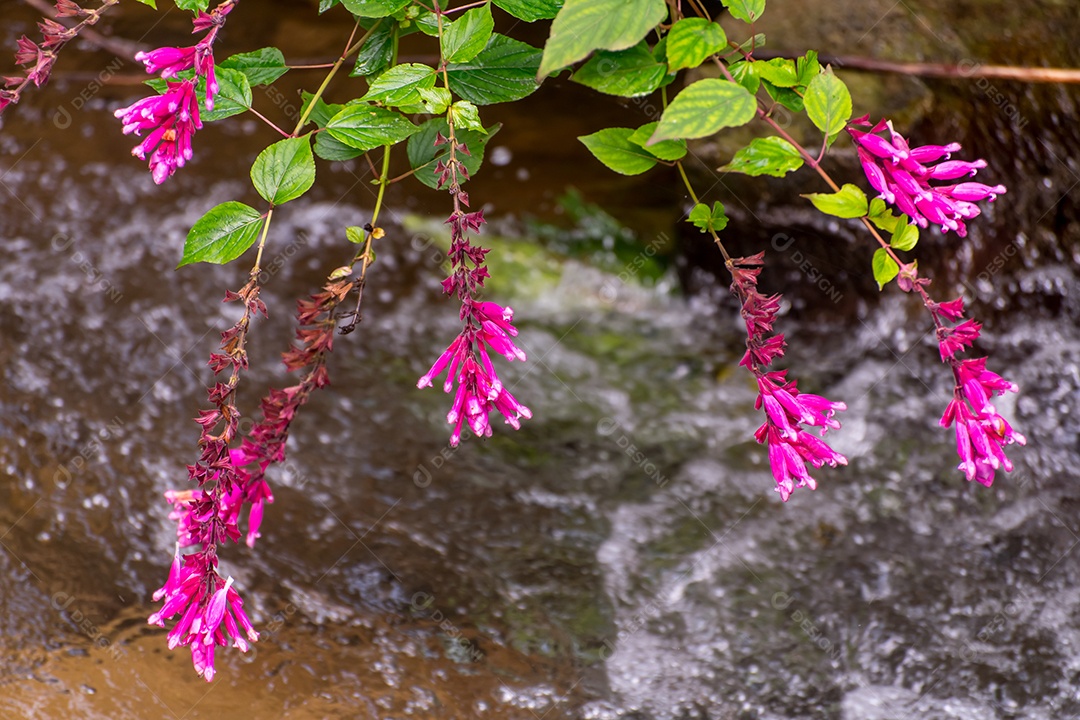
[[0, 1, 1078, 718]]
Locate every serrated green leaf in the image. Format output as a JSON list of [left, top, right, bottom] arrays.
[[796, 50, 820, 86], [179, 202, 263, 267], [251, 136, 316, 205], [414, 86, 452, 114], [352, 21, 394, 77], [341, 0, 410, 17], [538, 0, 668, 80], [571, 42, 666, 97], [493, 0, 561, 20], [650, 78, 756, 143], [220, 47, 288, 86], [628, 122, 685, 161], [300, 93, 344, 128], [442, 4, 494, 63], [579, 128, 658, 175], [665, 18, 727, 72], [753, 58, 798, 88], [872, 247, 899, 289], [763, 80, 804, 112], [360, 63, 437, 107], [406, 119, 500, 189], [326, 104, 419, 151], [804, 68, 852, 136], [720, 136, 803, 177], [720, 0, 764, 23], [450, 100, 484, 131], [446, 34, 542, 105], [314, 132, 364, 161], [889, 218, 919, 251], [203, 68, 251, 122], [688, 201, 728, 234], [803, 183, 868, 218], [728, 60, 759, 94]]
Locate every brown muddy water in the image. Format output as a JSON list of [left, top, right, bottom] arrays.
[[0, 1, 1078, 719]]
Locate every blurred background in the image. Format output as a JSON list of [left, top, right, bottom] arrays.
[[0, 0, 1077, 718]]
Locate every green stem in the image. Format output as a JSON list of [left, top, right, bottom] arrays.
[[251, 208, 275, 277]]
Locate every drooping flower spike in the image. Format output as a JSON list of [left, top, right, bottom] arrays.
[[416, 125, 531, 446], [930, 298, 1025, 486], [729, 254, 847, 500], [849, 115, 1006, 237]]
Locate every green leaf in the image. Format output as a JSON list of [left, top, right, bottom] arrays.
[[872, 247, 899, 289], [493, 0, 562, 20], [442, 4, 494, 63], [650, 78, 756, 142], [320, 0, 340, 11], [134, 0, 157, 8], [688, 201, 728, 234], [450, 100, 484, 131], [804, 68, 852, 136], [346, 226, 366, 244], [889, 217, 919, 251], [412, 86, 453, 114], [325, 104, 419, 151], [446, 34, 542, 105], [571, 42, 667, 97], [763, 81, 803, 112], [341, 0, 410, 17], [352, 21, 395, 77], [406, 118, 501, 189], [179, 202, 263, 267], [720, 0, 764, 23], [251, 136, 316, 206], [579, 128, 658, 175], [665, 18, 727, 72], [360, 63, 437, 107], [753, 58, 798, 88], [201, 68, 251, 122], [628, 122, 685, 161], [720, 136, 803, 177], [173, 0, 208, 11], [796, 50, 820, 86], [219, 47, 288, 86], [300, 93, 344, 128], [728, 61, 759, 94], [803, 183, 868, 218], [537, 0, 668, 80], [314, 132, 364, 161]]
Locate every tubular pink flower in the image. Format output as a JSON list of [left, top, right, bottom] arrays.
[[116, 4, 230, 183]]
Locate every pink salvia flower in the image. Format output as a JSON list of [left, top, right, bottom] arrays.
[[930, 302, 1025, 487], [116, 1, 232, 183], [847, 116, 1006, 237], [730, 254, 847, 500], [417, 136, 531, 446]]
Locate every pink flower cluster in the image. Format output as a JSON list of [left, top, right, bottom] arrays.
[[931, 298, 1025, 486], [730, 254, 847, 500], [849, 115, 1006, 237], [114, 2, 233, 184], [418, 298, 532, 446], [149, 550, 258, 682], [417, 178, 531, 446]]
